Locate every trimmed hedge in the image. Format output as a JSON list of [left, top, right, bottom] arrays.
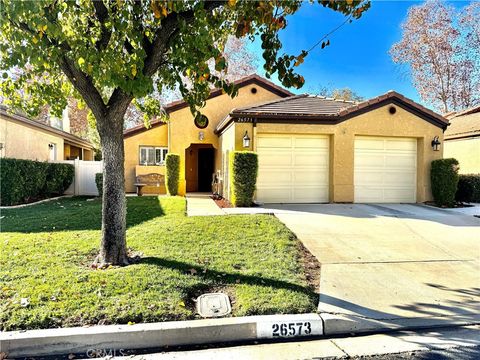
[[165, 153, 180, 196], [456, 174, 480, 203], [95, 173, 103, 197], [0, 158, 74, 206], [430, 158, 459, 207], [229, 151, 258, 207]]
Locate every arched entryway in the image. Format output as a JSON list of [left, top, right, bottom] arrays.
[[185, 144, 215, 192]]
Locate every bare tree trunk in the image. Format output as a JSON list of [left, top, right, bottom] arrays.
[[95, 114, 129, 266]]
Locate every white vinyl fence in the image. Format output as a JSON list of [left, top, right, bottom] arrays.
[[55, 159, 103, 196]]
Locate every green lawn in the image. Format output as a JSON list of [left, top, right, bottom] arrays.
[[0, 196, 317, 331]]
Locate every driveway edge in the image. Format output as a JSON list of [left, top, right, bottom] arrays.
[[2, 312, 480, 358]]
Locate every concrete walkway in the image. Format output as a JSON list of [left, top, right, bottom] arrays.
[[186, 193, 225, 216]]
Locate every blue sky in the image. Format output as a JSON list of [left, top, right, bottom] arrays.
[[249, 0, 470, 109]]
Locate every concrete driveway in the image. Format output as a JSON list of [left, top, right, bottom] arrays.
[[266, 203, 480, 326]]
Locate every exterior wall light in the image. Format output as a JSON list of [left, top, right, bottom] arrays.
[[198, 131, 205, 141], [243, 131, 250, 148], [48, 143, 54, 149], [431, 136, 441, 151]]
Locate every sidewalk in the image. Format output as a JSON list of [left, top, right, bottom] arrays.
[[106, 325, 480, 359], [186, 193, 225, 216]]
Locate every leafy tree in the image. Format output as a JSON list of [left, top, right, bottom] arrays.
[[390, 0, 480, 113], [124, 35, 259, 128], [0, 0, 369, 266], [310, 85, 364, 102]]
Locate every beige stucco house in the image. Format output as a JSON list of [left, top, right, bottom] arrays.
[[124, 74, 448, 204], [0, 106, 94, 162], [443, 106, 480, 174]]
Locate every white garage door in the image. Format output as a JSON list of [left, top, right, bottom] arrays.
[[256, 134, 329, 203], [354, 136, 417, 203]]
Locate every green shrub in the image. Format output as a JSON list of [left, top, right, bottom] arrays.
[[44, 163, 75, 196], [95, 173, 103, 197], [165, 153, 180, 196], [0, 158, 74, 206], [229, 151, 258, 207], [430, 158, 459, 207], [456, 174, 480, 203]]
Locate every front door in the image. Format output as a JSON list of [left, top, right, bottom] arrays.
[[198, 148, 214, 192]]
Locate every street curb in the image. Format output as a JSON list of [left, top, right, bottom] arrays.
[[0, 313, 322, 358], [1, 313, 479, 358], [321, 313, 480, 335]]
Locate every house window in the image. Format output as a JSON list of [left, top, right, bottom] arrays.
[[139, 146, 168, 165]]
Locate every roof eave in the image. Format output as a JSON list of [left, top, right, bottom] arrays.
[[1, 108, 94, 149], [215, 96, 449, 134]]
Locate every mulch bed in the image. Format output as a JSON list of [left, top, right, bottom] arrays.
[[297, 238, 321, 295], [211, 195, 233, 208]]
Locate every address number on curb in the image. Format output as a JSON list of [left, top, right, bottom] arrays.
[[257, 320, 323, 339]]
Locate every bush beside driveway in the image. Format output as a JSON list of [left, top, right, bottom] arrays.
[[0, 196, 317, 331]]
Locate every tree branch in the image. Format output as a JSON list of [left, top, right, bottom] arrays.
[[143, 1, 225, 77], [58, 56, 107, 120], [92, 0, 112, 50]]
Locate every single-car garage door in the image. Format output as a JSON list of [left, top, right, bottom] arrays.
[[354, 136, 417, 203], [256, 134, 329, 203]]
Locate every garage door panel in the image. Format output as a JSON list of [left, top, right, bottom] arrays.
[[354, 187, 384, 203], [256, 188, 292, 203], [257, 170, 292, 186], [293, 186, 329, 203], [384, 154, 416, 167], [354, 171, 384, 185], [257, 136, 292, 148], [355, 154, 385, 167], [355, 136, 417, 203], [384, 189, 416, 203], [355, 138, 385, 150], [383, 171, 416, 186], [294, 174, 328, 187], [294, 137, 329, 149], [294, 152, 329, 166], [386, 139, 417, 151], [258, 151, 293, 167], [256, 134, 329, 203]]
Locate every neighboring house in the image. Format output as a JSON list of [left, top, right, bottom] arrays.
[[0, 106, 94, 162], [443, 106, 480, 174], [124, 74, 448, 204]]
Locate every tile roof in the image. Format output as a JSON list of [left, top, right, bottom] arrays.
[[124, 74, 294, 137], [444, 106, 480, 140], [215, 90, 449, 133], [232, 94, 357, 116]]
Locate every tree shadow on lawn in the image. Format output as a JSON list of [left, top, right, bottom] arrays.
[[1, 196, 165, 233], [140, 256, 318, 308]]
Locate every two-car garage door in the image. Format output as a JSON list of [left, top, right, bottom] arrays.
[[255, 134, 417, 204], [354, 136, 417, 203], [256, 134, 329, 203]]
